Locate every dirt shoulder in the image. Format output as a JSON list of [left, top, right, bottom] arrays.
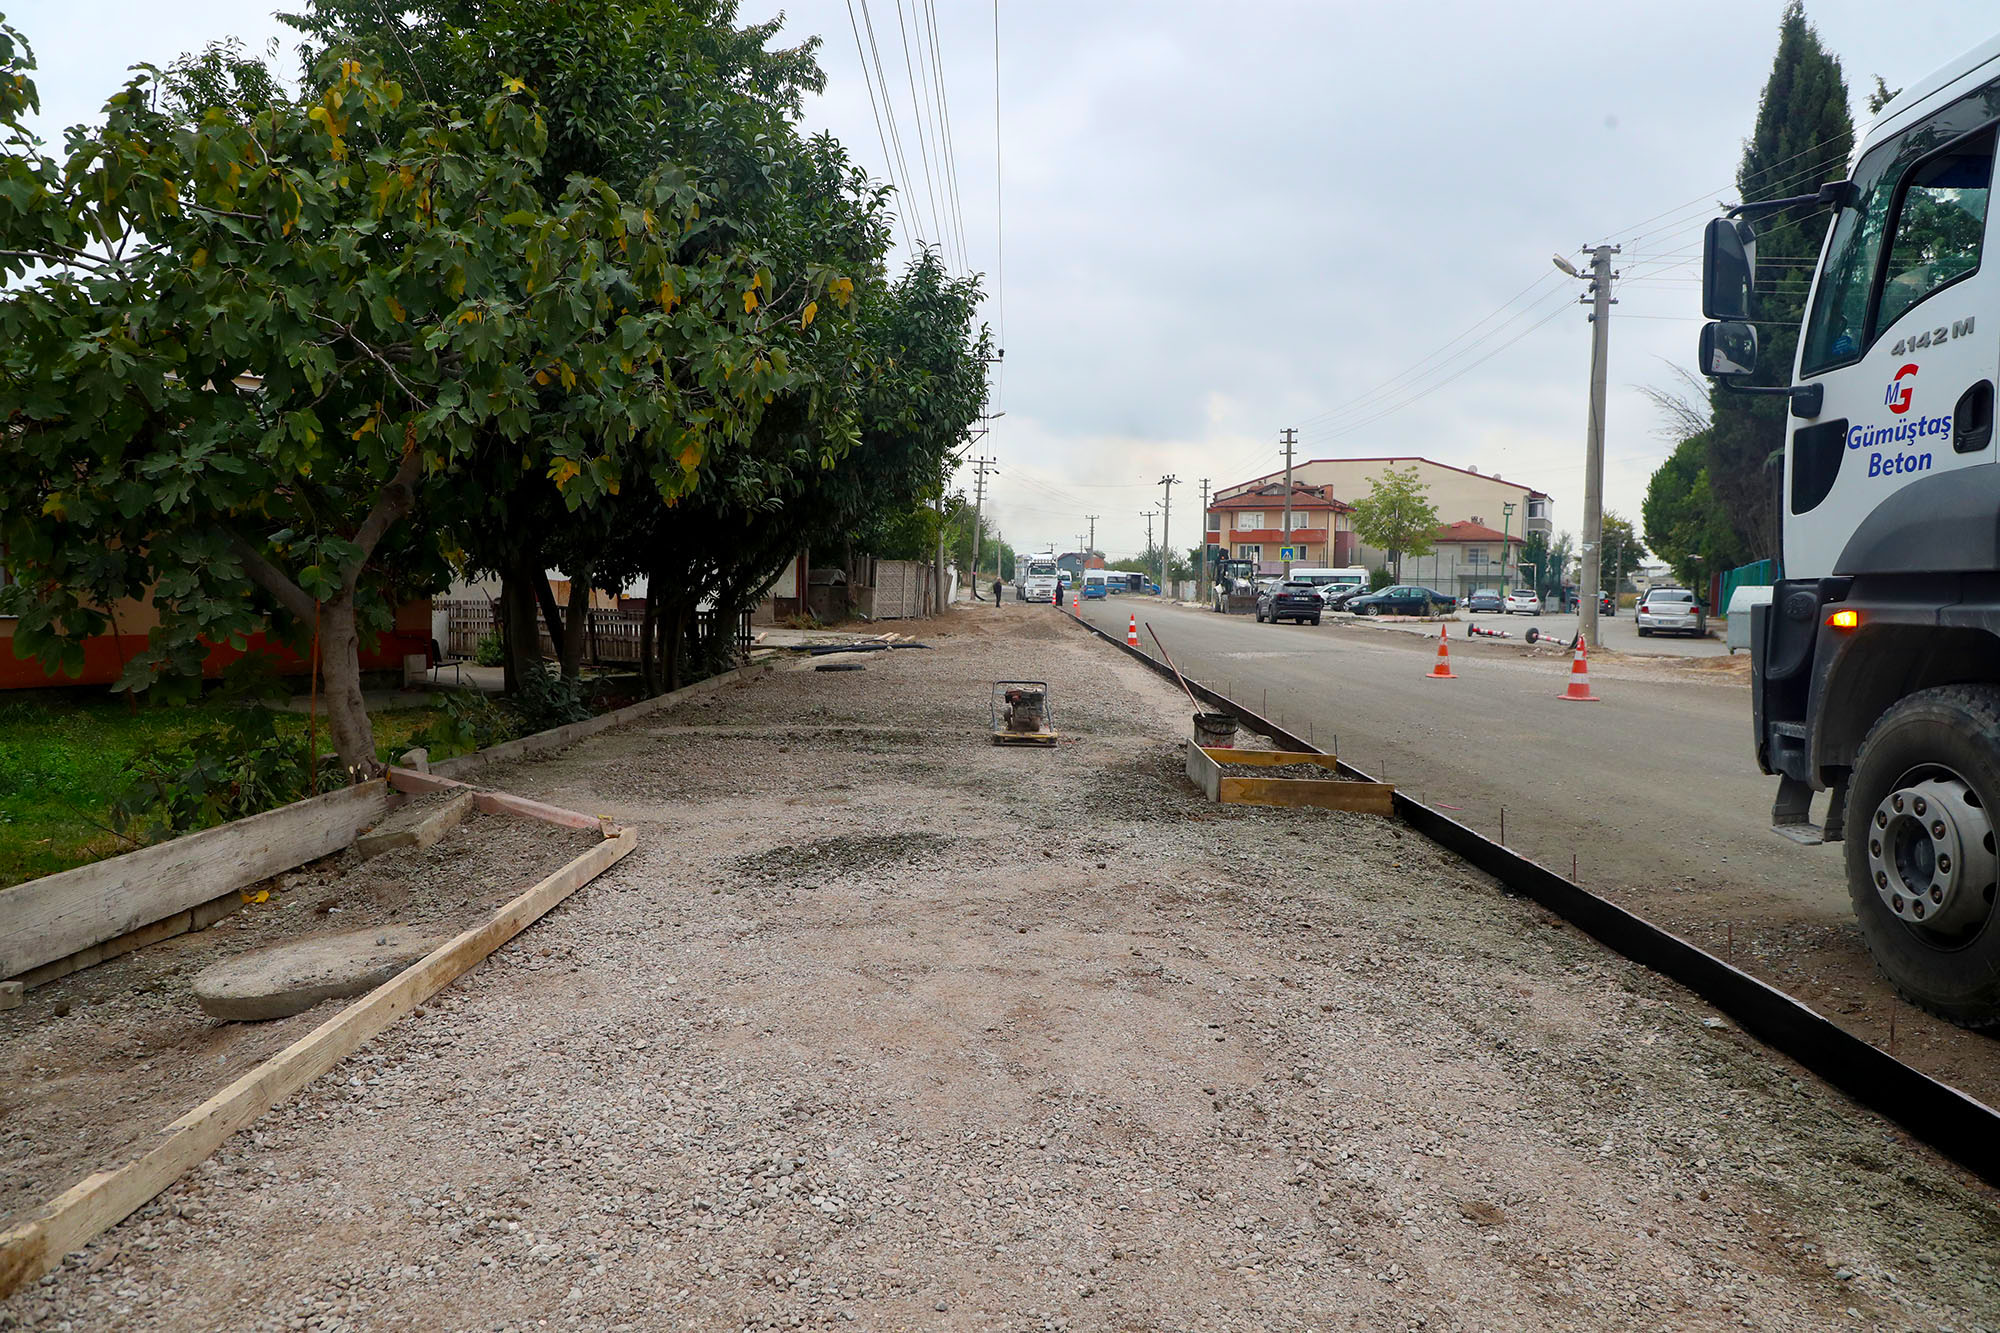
[[5, 604, 1996, 1331]]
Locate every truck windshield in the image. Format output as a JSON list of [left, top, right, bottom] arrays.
[[1801, 89, 2000, 377]]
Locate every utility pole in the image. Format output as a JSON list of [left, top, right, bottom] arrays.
[[1085, 514, 1098, 555], [1279, 428, 1297, 577], [1197, 478, 1211, 606], [968, 453, 997, 597], [1558, 243, 1618, 647], [1158, 475, 1178, 596], [1141, 510, 1157, 573]]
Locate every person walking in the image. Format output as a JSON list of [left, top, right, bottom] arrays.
[[992, 576, 1004, 606]]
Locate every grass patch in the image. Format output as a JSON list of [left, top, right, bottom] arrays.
[[0, 697, 442, 890]]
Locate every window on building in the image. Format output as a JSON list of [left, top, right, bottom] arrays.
[[1465, 547, 1486, 565], [1236, 511, 1263, 530], [1526, 498, 1548, 519], [1236, 544, 1262, 563]]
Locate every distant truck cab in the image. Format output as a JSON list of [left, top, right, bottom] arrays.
[[1699, 32, 2000, 1025]]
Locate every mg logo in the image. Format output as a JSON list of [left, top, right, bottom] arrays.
[[1886, 362, 1919, 415]]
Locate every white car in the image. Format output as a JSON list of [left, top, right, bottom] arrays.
[[1636, 588, 1703, 637], [1503, 589, 1542, 615]]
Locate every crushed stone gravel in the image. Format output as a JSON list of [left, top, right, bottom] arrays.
[[4, 604, 1997, 1332]]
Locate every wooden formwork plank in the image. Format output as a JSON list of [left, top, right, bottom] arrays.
[[0, 781, 388, 981], [1199, 748, 1340, 770], [0, 825, 638, 1298], [1216, 776, 1397, 814], [1184, 743, 1394, 814]]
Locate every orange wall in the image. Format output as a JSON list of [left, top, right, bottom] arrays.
[[0, 599, 433, 690]]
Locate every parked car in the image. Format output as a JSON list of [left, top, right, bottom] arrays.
[[1256, 580, 1324, 625], [1465, 589, 1504, 614], [1346, 585, 1458, 616], [1503, 588, 1542, 615], [1322, 585, 1370, 612], [1636, 587, 1703, 637]]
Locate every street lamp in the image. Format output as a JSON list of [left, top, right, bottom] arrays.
[[1500, 501, 1515, 595]]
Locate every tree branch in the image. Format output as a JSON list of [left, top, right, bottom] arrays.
[[340, 442, 424, 589], [228, 533, 318, 623]]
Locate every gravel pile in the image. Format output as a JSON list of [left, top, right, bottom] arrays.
[[5, 605, 1997, 1331]]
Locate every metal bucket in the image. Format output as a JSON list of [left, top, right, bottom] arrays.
[[1193, 711, 1238, 748]]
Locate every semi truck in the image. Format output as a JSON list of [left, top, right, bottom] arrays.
[[1698, 33, 2000, 1025], [1014, 552, 1061, 604]]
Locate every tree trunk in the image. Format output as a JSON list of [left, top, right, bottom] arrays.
[[499, 564, 542, 692], [316, 598, 382, 780], [638, 591, 660, 696], [665, 601, 685, 693], [558, 576, 590, 679]]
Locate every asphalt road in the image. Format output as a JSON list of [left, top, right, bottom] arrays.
[[1069, 594, 2000, 1104]]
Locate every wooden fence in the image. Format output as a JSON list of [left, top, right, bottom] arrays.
[[438, 599, 750, 667]]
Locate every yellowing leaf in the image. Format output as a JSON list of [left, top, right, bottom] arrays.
[[549, 458, 582, 490], [741, 289, 759, 314], [800, 301, 817, 328], [829, 276, 854, 307], [457, 308, 482, 324], [41, 493, 65, 519], [534, 370, 551, 386], [191, 248, 207, 269], [385, 295, 406, 323], [678, 444, 702, 473], [656, 279, 678, 310], [503, 75, 528, 94]]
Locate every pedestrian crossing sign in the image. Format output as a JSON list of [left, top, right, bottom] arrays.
[[1280, 546, 1299, 561]]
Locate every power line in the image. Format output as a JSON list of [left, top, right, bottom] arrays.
[[1293, 275, 1571, 437], [843, 0, 911, 250], [892, 0, 951, 267], [922, 0, 972, 271], [990, 0, 1005, 409], [858, 0, 936, 249], [1299, 301, 1574, 448]]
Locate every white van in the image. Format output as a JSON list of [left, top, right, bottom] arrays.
[[1082, 569, 1108, 599], [1286, 566, 1369, 605]]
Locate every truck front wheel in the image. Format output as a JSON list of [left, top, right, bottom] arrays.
[[1846, 684, 2000, 1028]]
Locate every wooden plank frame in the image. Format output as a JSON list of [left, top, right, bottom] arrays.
[[0, 800, 638, 1297], [1184, 744, 1395, 815], [0, 781, 389, 981]]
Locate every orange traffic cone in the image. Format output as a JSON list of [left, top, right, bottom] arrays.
[[1426, 623, 1457, 679], [1559, 636, 1600, 702], [1127, 614, 1140, 647], [1072, 592, 1080, 614]]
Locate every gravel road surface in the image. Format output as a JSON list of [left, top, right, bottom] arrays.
[[1075, 595, 2000, 1110], [6, 605, 1996, 1332]]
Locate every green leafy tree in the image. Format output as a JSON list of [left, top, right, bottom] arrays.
[[286, 0, 861, 688], [1705, 1, 1853, 560], [1644, 436, 1741, 588], [0, 31, 773, 774], [1600, 511, 1644, 592], [1350, 465, 1439, 578]]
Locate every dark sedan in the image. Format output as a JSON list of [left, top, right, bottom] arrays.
[[1346, 585, 1458, 616], [1465, 589, 1504, 614], [1256, 580, 1324, 625]]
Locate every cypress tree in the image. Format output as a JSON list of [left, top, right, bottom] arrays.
[[1705, 0, 1853, 563]]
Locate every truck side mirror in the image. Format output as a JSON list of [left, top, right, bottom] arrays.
[[1700, 319, 1760, 378], [1702, 217, 1757, 321]]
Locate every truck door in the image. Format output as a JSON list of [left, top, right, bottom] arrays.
[[1790, 93, 2000, 578]]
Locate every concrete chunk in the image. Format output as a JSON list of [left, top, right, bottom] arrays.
[[193, 925, 445, 1021]]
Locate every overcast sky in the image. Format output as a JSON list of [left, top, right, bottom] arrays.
[[10, 1, 2000, 562]]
